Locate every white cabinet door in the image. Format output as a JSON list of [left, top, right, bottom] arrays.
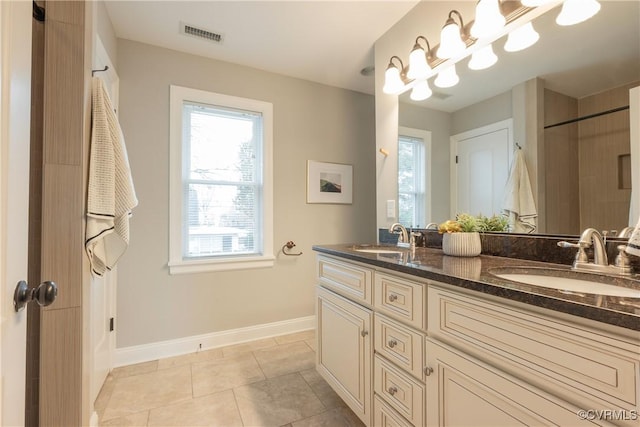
[[316, 286, 372, 426], [425, 339, 613, 427]]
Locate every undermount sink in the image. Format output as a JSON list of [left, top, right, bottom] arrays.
[[352, 245, 404, 255], [490, 267, 640, 298]]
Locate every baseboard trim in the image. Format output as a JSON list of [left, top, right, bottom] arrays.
[[114, 315, 315, 367]]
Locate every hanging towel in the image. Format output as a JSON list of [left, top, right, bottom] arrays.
[[502, 149, 537, 233], [625, 216, 640, 257], [85, 77, 138, 277]]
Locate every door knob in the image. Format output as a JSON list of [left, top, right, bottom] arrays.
[[13, 280, 57, 312]]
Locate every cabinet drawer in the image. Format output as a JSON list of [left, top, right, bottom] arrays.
[[374, 355, 424, 427], [373, 395, 413, 427], [428, 286, 640, 417], [374, 314, 425, 381], [317, 255, 372, 305], [374, 272, 425, 329]]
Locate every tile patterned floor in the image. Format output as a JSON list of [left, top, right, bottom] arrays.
[[96, 330, 365, 427]]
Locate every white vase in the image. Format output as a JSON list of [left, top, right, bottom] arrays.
[[442, 232, 482, 257]]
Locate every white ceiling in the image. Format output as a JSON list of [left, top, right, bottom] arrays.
[[103, 0, 419, 95], [104, 1, 640, 109]]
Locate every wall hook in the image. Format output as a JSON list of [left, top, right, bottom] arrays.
[[92, 65, 109, 76], [282, 241, 303, 256]]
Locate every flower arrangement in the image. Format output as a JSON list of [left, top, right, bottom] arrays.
[[438, 213, 509, 233]]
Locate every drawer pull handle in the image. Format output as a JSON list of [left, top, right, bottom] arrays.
[[388, 294, 398, 302], [388, 339, 397, 348], [424, 366, 433, 376], [361, 330, 369, 338], [388, 386, 398, 396]]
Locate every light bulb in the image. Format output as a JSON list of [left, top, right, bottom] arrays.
[[556, 0, 600, 26], [410, 80, 433, 101], [438, 19, 466, 59], [383, 63, 405, 95], [407, 46, 430, 80], [468, 44, 498, 70], [471, 0, 505, 39], [434, 65, 459, 88], [504, 22, 539, 52], [521, 0, 554, 6]]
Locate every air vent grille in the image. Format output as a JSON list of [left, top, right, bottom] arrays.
[[180, 22, 224, 43]]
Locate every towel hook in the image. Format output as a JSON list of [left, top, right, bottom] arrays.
[[282, 241, 303, 256], [92, 65, 109, 76]]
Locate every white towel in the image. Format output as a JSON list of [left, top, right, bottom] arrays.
[[85, 77, 138, 277], [625, 216, 640, 257], [502, 149, 537, 233]]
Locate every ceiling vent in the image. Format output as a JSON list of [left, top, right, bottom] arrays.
[[180, 22, 224, 44]]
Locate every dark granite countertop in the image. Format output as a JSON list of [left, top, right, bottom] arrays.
[[313, 244, 640, 332]]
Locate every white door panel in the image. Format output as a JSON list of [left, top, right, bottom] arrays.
[[451, 120, 513, 217], [90, 37, 118, 407], [0, 1, 32, 424]]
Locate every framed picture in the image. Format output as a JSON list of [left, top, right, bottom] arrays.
[[306, 160, 353, 204]]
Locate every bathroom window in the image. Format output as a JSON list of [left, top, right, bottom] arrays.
[[398, 127, 431, 228], [169, 86, 273, 274]]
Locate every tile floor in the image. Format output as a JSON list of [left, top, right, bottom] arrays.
[[96, 330, 365, 427]]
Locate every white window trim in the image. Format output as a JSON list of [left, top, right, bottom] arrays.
[[168, 85, 274, 274], [398, 126, 432, 225]]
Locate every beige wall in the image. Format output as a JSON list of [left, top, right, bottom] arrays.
[[96, 1, 117, 67], [115, 39, 376, 348]]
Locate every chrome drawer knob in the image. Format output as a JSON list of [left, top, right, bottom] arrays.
[[388, 339, 398, 348], [388, 386, 398, 396], [388, 294, 398, 302]]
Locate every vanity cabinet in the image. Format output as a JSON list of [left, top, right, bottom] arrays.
[[316, 260, 373, 425], [425, 338, 613, 426], [315, 252, 640, 427], [427, 285, 640, 426]]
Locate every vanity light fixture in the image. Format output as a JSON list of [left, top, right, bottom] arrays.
[[504, 21, 539, 52], [407, 36, 433, 80], [470, 0, 506, 40], [434, 65, 459, 88], [468, 44, 498, 70], [520, 0, 555, 6], [383, 56, 407, 95], [556, 0, 601, 26], [410, 80, 433, 101], [437, 10, 467, 59]]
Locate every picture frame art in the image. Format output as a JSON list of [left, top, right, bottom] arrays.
[[306, 160, 353, 204]]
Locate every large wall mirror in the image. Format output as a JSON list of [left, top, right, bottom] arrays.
[[374, 1, 640, 237]]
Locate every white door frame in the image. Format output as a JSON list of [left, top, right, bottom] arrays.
[[0, 1, 32, 424], [450, 119, 514, 217]]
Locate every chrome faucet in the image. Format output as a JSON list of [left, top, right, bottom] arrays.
[[558, 227, 632, 275], [425, 222, 439, 230], [578, 228, 608, 266], [617, 227, 635, 238], [389, 223, 409, 248]]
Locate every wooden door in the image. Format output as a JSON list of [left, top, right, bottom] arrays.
[[316, 286, 372, 425], [0, 1, 33, 425], [38, 1, 89, 425]]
